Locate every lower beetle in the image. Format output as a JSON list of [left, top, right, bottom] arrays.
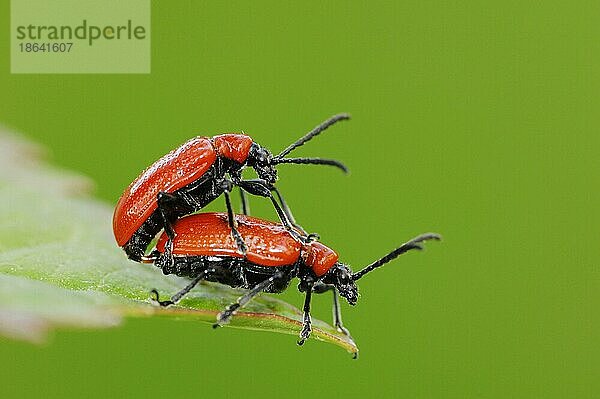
[[148, 213, 440, 355]]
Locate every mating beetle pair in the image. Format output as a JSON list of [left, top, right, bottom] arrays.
[[113, 114, 440, 354], [113, 114, 350, 263]]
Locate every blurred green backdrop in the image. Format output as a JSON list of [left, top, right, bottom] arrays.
[[0, 1, 598, 398]]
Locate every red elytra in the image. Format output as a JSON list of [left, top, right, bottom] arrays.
[[155, 212, 340, 276], [112, 134, 253, 247]]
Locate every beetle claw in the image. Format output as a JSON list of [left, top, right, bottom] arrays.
[[305, 233, 320, 243], [149, 289, 174, 307], [231, 231, 248, 255], [236, 241, 248, 255], [297, 323, 312, 346], [215, 303, 239, 326]]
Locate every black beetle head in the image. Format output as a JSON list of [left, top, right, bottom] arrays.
[[321, 263, 359, 305], [247, 143, 278, 184]]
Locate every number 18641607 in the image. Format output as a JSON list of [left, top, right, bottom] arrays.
[[19, 42, 73, 53]]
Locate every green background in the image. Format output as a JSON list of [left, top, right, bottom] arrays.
[[0, 1, 597, 398]]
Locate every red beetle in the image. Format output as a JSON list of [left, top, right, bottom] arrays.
[[148, 212, 440, 355], [113, 114, 350, 263]]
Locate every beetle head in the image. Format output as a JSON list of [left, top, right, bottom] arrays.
[[321, 263, 359, 305], [247, 143, 278, 185]]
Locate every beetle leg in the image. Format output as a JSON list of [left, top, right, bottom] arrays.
[[297, 284, 314, 346], [312, 283, 355, 344], [228, 170, 250, 216], [156, 191, 178, 238], [308, 283, 356, 355], [220, 179, 248, 255], [271, 186, 308, 235], [268, 195, 319, 244], [331, 286, 353, 338], [150, 268, 211, 307], [157, 191, 180, 266], [213, 270, 284, 328], [239, 188, 250, 215], [237, 179, 319, 244]]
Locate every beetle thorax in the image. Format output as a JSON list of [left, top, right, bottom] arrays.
[[301, 242, 358, 304], [212, 134, 254, 165]]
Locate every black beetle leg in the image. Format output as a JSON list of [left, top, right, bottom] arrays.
[[267, 195, 319, 244], [331, 286, 354, 339], [237, 179, 319, 244], [297, 284, 314, 346], [213, 270, 284, 328], [150, 269, 210, 307], [312, 283, 358, 358], [229, 170, 250, 216], [220, 179, 247, 255], [239, 188, 250, 215], [157, 191, 180, 266], [312, 283, 355, 343], [271, 186, 307, 235]]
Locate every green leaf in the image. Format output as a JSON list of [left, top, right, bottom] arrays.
[[0, 130, 358, 355]]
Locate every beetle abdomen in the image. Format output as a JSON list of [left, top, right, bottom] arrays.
[[154, 255, 296, 293]]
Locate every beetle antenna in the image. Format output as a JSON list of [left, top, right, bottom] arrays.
[[271, 157, 349, 173], [352, 233, 441, 281], [274, 113, 351, 159]]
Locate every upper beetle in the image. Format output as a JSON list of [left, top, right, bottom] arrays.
[[148, 212, 441, 357], [113, 114, 350, 263]]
